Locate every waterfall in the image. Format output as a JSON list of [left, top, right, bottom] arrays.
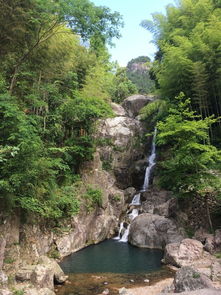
[[129, 193, 141, 206], [114, 128, 157, 243], [113, 222, 124, 240], [120, 225, 130, 243], [129, 209, 139, 221], [142, 127, 157, 191]]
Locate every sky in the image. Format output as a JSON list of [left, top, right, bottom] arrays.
[[92, 0, 175, 66]]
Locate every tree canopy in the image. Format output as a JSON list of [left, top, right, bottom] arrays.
[[0, 0, 122, 219]]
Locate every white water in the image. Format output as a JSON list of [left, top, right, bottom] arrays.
[[142, 128, 157, 191], [116, 128, 157, 243], [113, 222, 124, 240], [130, 193, 141, 206], [129, 209, 139, 221], [120, 225, 131, 243]]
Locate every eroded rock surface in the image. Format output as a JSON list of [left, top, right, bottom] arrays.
[[163, 239, 204, 267], [128, 213, 183, 249], [122, 94, 154, 118]]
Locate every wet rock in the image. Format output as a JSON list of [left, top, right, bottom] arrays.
[[122, 94, 154, 118], [164, 239, 204, 267], [124, 187, 136, 203], [129, 213, 183, 249]]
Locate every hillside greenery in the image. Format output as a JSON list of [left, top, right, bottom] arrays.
[[141, 0, 221, 227], [0, 0, 124, 219], [126, 56, 155, 94]]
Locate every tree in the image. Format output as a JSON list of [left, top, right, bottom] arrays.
[[156, 93, 221, 230], [141, 0, 221, 126], [110, 67, 137, 103]]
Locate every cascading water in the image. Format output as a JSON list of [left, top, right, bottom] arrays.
[[142, 127, 157, 191], [129, 193, 141, 206], [116, 128, 157, 243]]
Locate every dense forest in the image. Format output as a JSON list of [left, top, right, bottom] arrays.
[[1, 0, 221, 230], [141, 0, 221, 228], [0, 0, 138, 219]]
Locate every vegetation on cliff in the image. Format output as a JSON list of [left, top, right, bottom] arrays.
[[141, 0, 221, 228], [0, 0, 125, 219]]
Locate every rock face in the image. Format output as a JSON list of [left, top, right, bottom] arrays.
[[142, 189, 178, 218], [160, 266, 218, 295], [98, 116, 142, 148], [164, 239, 204, 267], [97, 100, 147, 189], [121, 94, 154, 118], [15, 256, 67, 290], [173, 266, 214, 292], [128, 213, 183, 249]]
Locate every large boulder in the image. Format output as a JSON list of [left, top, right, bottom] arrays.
[[30, 265, 54, 290], [122, 94, 154, 118], [128, 213, 183, 249], [16, 256, 67, 288], [98, 116, 142, 148], [38, 256, 67, 284], [141, 189, 178, 218], [163, 239, 204, 267], [111, 102, 126, 116], [173, 266, 214, 292]]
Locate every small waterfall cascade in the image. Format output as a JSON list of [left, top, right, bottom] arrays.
[[114, 128, 157, 243], [129, 193, 141, 206], [142, 127, 157, 191]]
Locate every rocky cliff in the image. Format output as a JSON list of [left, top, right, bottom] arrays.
[[0, 94, 152, 294]]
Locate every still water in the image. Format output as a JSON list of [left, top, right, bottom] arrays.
[[60, 239, 163, 274], [56, 240, 172, 295]]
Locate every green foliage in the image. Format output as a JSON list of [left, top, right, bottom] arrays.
[[126, 56, 155, 94], [141, 0, 221, 128], [13, 290, 24, 295], [111, 67, 137, 103], [156, 93, 221, 199], [83, 186, 103, 211], [214, 252, 221, 259], [4, 257, 15, 264], [140, 99, 169, 123], [0, 0, 121, 220]]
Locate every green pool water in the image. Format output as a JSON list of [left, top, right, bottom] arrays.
[[59, 239, 163, 274]]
